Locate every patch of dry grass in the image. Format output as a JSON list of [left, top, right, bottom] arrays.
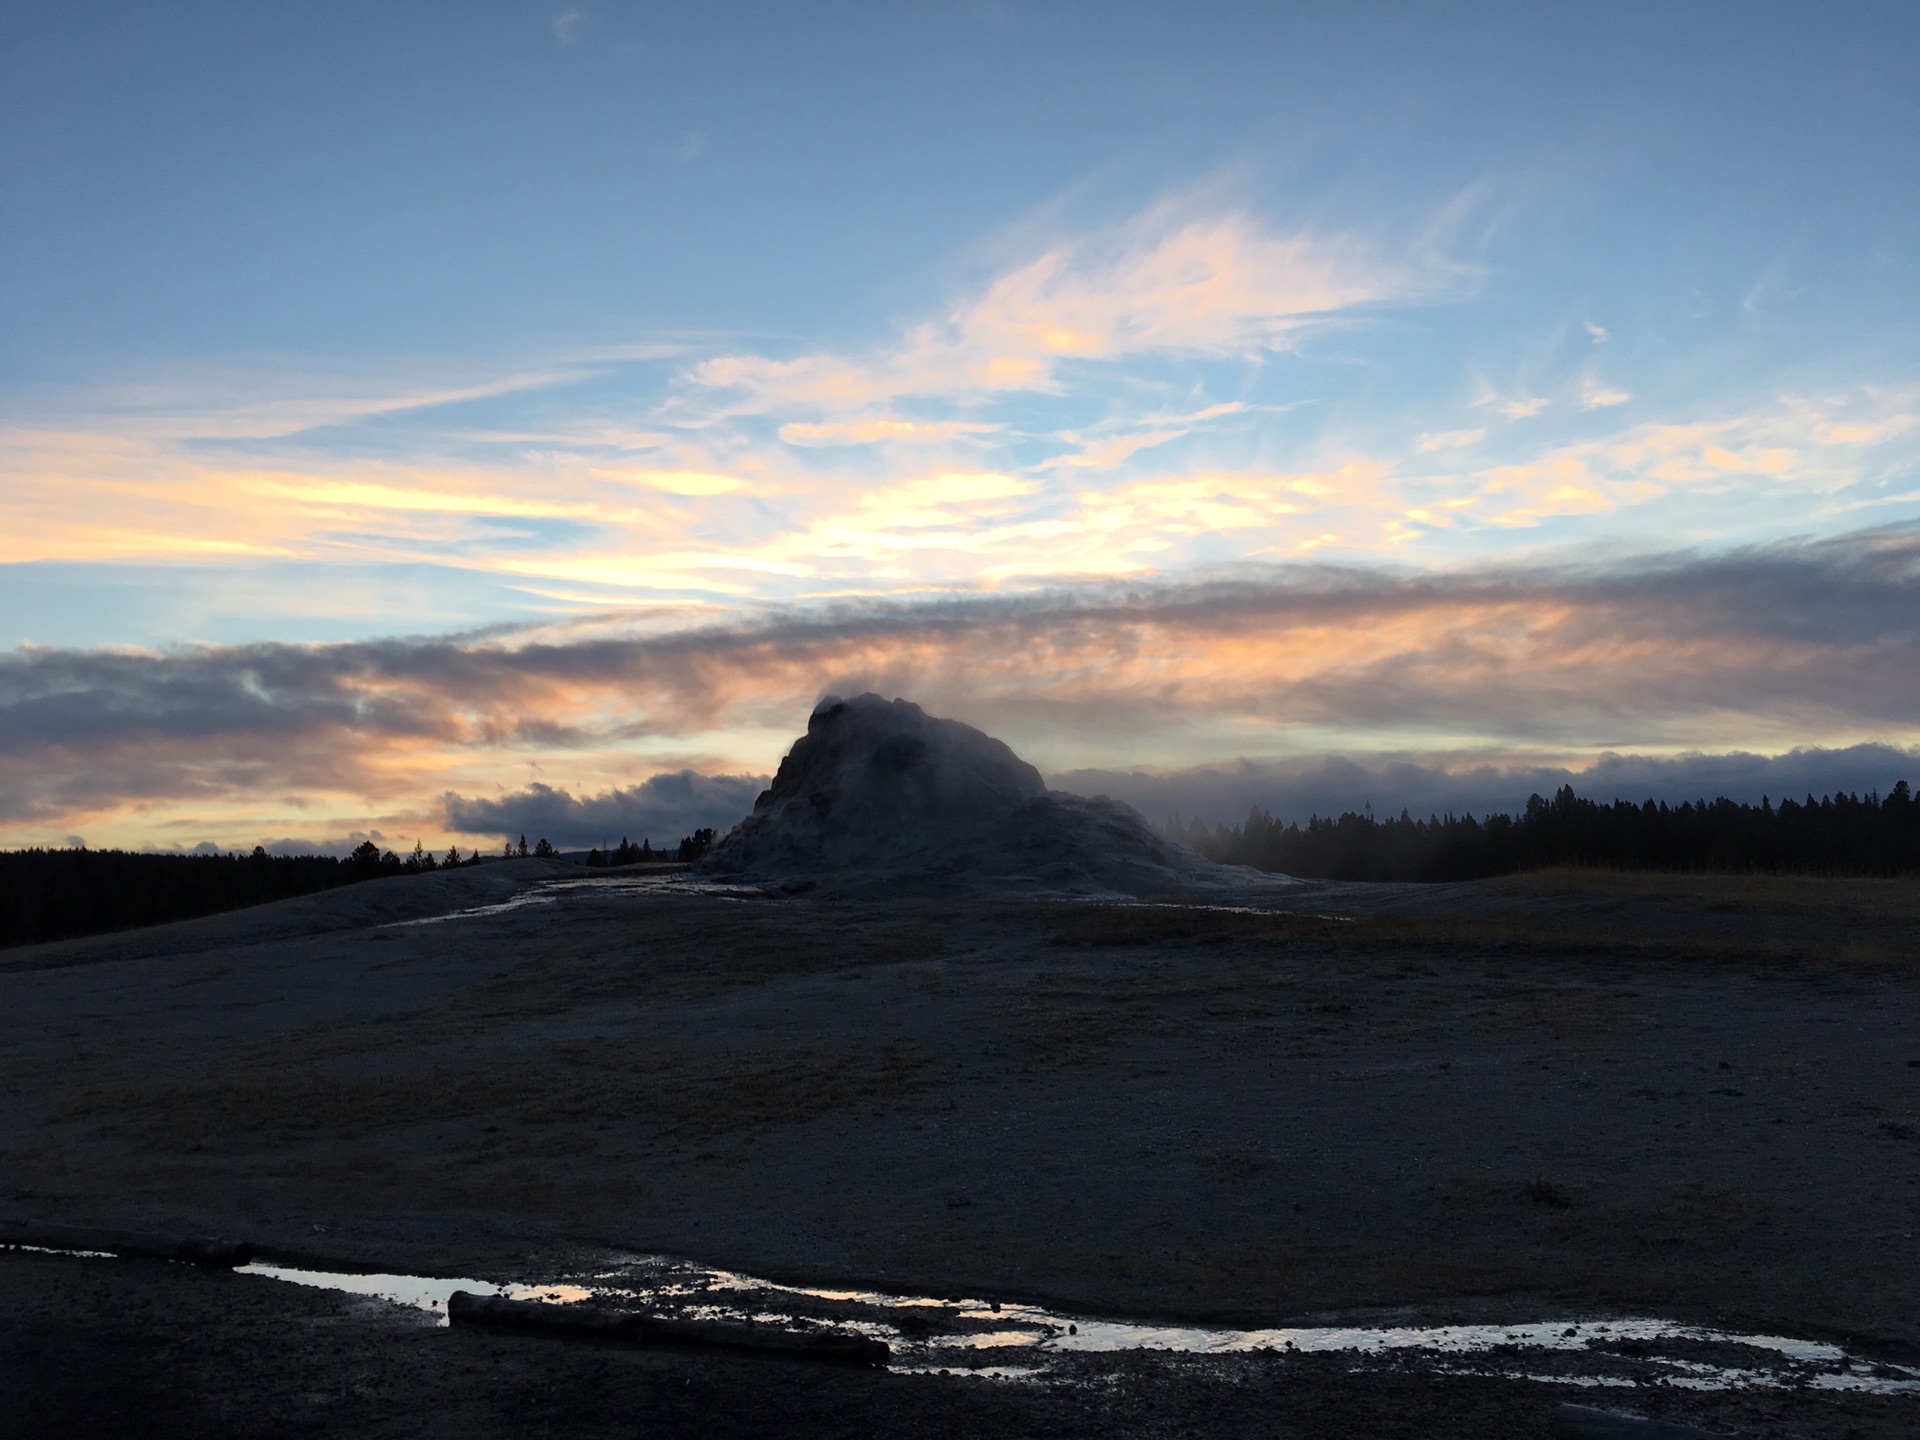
[[1044, 907, 1351, 948], [48, 1037, 933, 1155], [1499, 868, 1920, 917], [50, 1066, 527, 1150], [442, 910, 953, 1021], [1475, 992, 1627, 1034], [1042, 897, 1916, 968]]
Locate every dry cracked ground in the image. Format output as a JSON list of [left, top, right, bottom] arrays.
[[2, 859, 1917, 1437]]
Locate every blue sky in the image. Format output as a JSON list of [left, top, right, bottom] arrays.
[[2, 2, 1916, 849]]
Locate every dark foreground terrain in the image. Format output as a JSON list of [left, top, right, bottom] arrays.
[[2, 861, 1917, 1437], [9, 1244, 1910, 1440]]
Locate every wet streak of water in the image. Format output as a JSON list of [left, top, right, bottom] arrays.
[[384, 872, 760, 927], [10, 1241, 1916, 1392], [216, 1252, 1920, 1394], [386, 872, 1356, 931], [233, 1263, 592, 1312]]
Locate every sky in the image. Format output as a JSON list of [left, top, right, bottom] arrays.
[[2, 2, 1917, 853]]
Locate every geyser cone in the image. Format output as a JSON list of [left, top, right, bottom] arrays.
[[702, 693, 1284, 898], [706, 694, 1043, 871]]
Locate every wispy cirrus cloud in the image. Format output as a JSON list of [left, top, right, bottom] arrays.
[[1463, 386, 1919, 528], [1473, 380, 1551, 420], [1417, 428, 1485, 453], [16, 351, 666, 442], [5, 342, 1915, 621], [1580, 376, 1632, 410], [4, 382, 1914, 610], [776, 418, 997, 448], [685, 205, 1412, 419]]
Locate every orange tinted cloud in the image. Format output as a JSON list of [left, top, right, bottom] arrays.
[[688, 208, 1409, 416], [776, 418, 996, 447], [5, 379, 1915, 607]]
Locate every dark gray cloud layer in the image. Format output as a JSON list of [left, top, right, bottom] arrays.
[[1054, 743, 1920, 830], [442, 771, 767, 850], [1, 523, 1916, 829]]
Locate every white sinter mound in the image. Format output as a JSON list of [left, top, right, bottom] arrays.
[[700, 693, 1289, 898]]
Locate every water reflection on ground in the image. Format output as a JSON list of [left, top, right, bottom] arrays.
[[225, 1252, 1920, 1395], [234, 1262, 592, 1312], [385, 871, 761, 927], [386, 872, 1343, 930]]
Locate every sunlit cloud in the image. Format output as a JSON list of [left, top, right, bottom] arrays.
[[686, 205, 1413, 417], [1070, 465, 1376, 553], [587, 468, 753, 496], [1417, 428, 1485, 453], [1473, 381, 1550, 420], [1461, 387, 1920, 527], [1034, 401, 1249, 474], [776, 418, 997, 447], [1812, 412, 1913, 447], [1579, 377, 1632, 409], [5, 378, 1916, 617], [1037, 427, 1190, 472]]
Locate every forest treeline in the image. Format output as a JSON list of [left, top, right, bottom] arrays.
[[0, 828, 718, 951], [585, 830, 716, 867], [1175, 781, 1920, 881]]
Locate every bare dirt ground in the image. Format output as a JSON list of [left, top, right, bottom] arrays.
[[2, 859, 1917, 1437]]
